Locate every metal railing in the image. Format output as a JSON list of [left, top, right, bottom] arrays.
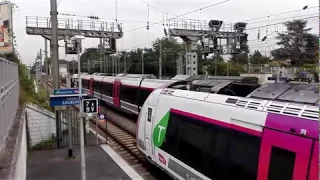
[[25, 16, 121, 32], [0, 58, 19, 152]]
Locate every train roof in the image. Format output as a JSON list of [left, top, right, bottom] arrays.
[[160, 88, 318, 121], [247, 82, 319, 105]]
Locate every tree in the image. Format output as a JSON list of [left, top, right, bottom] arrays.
[[249, 50, 270, 64], [271, 19, 318, 66], [230, 43, 250, 64], [0, 52, 20, 63], [80, 48, 100, 72]]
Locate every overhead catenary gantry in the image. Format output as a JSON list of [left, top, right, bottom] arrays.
[[168, 18, 248, 76], [25, 16, 123, 54]]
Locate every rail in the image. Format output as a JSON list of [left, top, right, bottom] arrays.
[[44, 77, 171, 179], [0, 58, 19, 152]]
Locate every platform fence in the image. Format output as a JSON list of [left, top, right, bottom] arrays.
[[0, 58, 19, 152]]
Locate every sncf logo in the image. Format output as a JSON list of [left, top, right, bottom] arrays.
[[158, 153, 166, 165]]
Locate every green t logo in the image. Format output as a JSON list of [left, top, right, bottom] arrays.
[[153, 111, 170, 147]]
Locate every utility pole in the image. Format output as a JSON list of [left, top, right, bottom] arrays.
[[159, 40, 162, 79], [72, 57, 75, 74], [141, 50, 144, 74], [118, 54, 120, 74], [50, 0, 60, 89], [248, 56, 251, 75], [99, 38, 102, 73], [124, 52, 127, 73], [214, 54, 218, 76], [44, 39, 49, 92], [39, 49, 42, 82], [76, 36, 86, 180]]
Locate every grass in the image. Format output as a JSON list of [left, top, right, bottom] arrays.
[[19, 73, 54, 112], [31, 138, 57, 150]]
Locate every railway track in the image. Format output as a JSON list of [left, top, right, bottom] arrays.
[[43, 77, 172, 180]]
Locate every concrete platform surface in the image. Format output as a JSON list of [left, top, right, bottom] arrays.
[[27, 146, 131, 180]]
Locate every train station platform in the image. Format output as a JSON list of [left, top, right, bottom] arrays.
[[27, 145, 144, 180]]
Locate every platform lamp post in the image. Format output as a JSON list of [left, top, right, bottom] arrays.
[[73, 34, 87, 180]]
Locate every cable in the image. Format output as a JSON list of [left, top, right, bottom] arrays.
[[246, 15, 318, 30], [123, 0, 231, 33], [240, 5, 318, 22], [137, 0, 189, 19], [59, 12, 147, 23], [246, 13, 319, 25], [57, 0, 62, 7]]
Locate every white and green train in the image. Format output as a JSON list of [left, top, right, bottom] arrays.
[[136, 83, 318, 180]]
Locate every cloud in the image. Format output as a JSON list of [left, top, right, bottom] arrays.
[[11, 0, 319, 64]]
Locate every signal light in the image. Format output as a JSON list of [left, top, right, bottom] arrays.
[[208, 20, 223, 31], [110, 37, 116, 51], [88, 16, 99, 20], [234, 22, 247, 32]]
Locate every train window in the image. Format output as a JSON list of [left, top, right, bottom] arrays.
[[160, 111, 262, 180], [147, 108, 152, 122], [120, 86, 138, 105], [228, 131, 261, 179], [82, 79, 88, 89], [100, 82, 113, 96], [138, 89, 152, 106], [93, 81, 101, 93], [268, 147, 295, 180]]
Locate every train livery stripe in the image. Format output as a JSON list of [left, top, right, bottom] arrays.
[[170, 108, 262, 137], [265, 113, 318, 139]]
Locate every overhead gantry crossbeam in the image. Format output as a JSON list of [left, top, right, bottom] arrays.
[[25, 16, 123, 39]]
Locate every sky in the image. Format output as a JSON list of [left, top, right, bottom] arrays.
[[10, 0, 320, 65]]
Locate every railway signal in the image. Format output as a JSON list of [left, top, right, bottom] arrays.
[[71, 78, 79, 88], [82, 99, 98, 114]]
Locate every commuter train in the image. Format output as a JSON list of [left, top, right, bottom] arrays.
[[75, 74, 178, 115], [137, 82, 318, 180], [74, 73, 261, 116]]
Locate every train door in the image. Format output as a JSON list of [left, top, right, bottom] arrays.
[[89, 78, 94, 96], [145, 106, 154, 159], [112, 80, 121, 107], [308, 141, 318, 180], [258, 129, 313, 180]]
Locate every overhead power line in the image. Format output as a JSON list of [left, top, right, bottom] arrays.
[[124, 0, 231, 33], [57, 0, 62, 7], [241, 5, 319, 22], [137, 0, 189, 19], [246, 15, 318, 30]]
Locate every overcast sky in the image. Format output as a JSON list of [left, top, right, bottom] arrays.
[[11, 0, 319, 65]]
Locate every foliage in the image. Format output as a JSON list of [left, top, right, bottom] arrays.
[[19, 64, 53, 112], [206, 61, 245, 76], [32, 138, 57, 150], [0, 52, 20, 63], [83, 37, 185, 77], [271, 20, 318, 66]]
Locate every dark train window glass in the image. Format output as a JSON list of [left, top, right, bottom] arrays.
[[138, 89, 152, 106], [100, 82, 113, 96], [160, 112, 260, 180], [268, 147, 295, 180], [147, 108, 152, 122], [93, 81, 101, 93], [82, 79, 88, 89], [120, 86, 138, 105], [229, 131, 261, 179]]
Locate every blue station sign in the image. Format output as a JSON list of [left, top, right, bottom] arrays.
[[53, 88, 81, 95], [50, 96, 80, 107], [49, 94, 88, 107]]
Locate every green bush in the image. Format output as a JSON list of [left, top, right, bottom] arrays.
[[18, 64, 53, 112]]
